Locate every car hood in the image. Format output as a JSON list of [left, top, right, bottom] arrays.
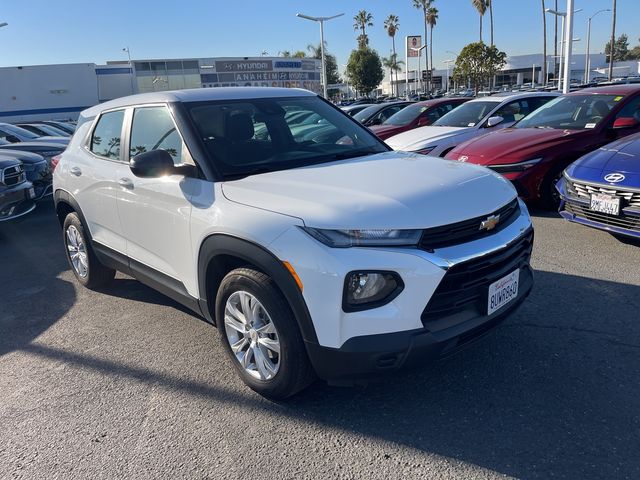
[[385, 126, 468, 151], [221, 151, 517, 230], [448, 128, 590, 164], [0, 149, 44, 164], [566, 133, 640, 186], [369, 124, 406, 136]]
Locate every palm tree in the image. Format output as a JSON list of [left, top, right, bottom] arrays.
[[541, 0, 547, 85], [487, 0, 494, 46], [307, 43, 323, 59], [353, 10, 373, 44], [472, 0, 487, 43], [383, 54, 404, 95], [426, 7, 438, 91], [384, 15, 400, 96], [412, 0, 432, 92]]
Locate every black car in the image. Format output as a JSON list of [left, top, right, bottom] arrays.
[[32, 120, 76, 135], [352, 101, 413, 126], [0, 157, 36, 221], [0, 149, 51, 199]]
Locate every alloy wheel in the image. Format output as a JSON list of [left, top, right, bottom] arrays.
[[223, 291, 281, 380], [66, 225, 88, 278]]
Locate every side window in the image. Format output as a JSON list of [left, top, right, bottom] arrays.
[[613, 96, 640, 123], [528, 97, 554, 113], [129, 106, 185, 164], [90, 110, 124, 159], [380, 106, 402, 122]]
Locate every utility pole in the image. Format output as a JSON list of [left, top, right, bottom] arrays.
[[563, 0, 575, 94], [608, 0, 617, 81]]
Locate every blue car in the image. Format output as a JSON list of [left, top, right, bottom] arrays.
[[557, 132, 640, 240]]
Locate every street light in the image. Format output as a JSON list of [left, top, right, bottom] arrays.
[[122, 47, 135, 94], [411, 45, 427, 95], [296, 12, 344, 99], [443, 59, 455, 93], [584, 9, 611, 83]]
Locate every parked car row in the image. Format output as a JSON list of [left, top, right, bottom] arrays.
[[0, 120, 74, 221]]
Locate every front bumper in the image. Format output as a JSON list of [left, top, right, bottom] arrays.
[[0, 182, 37, 222], [557, 177, 640, 239]]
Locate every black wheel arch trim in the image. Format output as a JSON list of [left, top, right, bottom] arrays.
[[197, 234, 319, 344]]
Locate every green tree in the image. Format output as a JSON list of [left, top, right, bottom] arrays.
[[382, 53, 404, 95], [627, 38, 640, 60], [292, 50, 307, 58], [307, 43, 342, 86], [346, 47, 384, 96], [384, 14, 400, 96], [472, 0, 487, 43], [412, 0, 432, 92], [353, 10, 373, 49], [452, 42, 507, 94], [426, 7, 438, 87], [281, 50, 291, 57], [605, 34, 630, 62]]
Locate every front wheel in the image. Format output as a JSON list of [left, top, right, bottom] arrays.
[[215, 268, 315, 399], [63, 212, 115, 289], [539, 167, 566, 210]]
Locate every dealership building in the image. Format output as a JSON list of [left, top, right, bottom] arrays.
[[0, 56, 322, 122]]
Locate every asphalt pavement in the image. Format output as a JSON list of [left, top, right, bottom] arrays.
[[1, 202, 639, 480]]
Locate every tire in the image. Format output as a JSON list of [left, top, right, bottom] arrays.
[[539, 165, 566, 211], [62, 212, 115, 289], [215, 268, 315, 399]]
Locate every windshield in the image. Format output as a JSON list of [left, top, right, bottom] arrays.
[[186, 96, 388, 179], [383, 103, 429, 126], [3, 124, 40, 139], [433, 101, 498, 127], [516, 94, 621, 130]]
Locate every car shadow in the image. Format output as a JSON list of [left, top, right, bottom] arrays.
[[13, 268, 640, 479], [0, 201, 76, 356]]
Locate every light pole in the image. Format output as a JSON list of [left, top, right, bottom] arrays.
[[411, 45, 427, 95], [443, 59, 454, 93], [122, 47, 135, 94], [296, 12, 344, 99], [584, 9, 610, 83], [545, 7, 581, 93]]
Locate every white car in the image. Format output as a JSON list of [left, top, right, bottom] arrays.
[[53, 87, 534, 399], [385, 92, 559, 157]]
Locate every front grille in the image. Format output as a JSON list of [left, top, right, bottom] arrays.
[[421, 229, 533, 326], [567, 181, 640, 209], [1, 165, 26, 187], [564, 201, 640, 232], [419, 198, 521, 250]]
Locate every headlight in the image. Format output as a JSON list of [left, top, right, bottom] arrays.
[[488, 158, 543, 173], [301, 227, 422, 248], [343, 271, 404, 312], [414, 146, 436, 155]]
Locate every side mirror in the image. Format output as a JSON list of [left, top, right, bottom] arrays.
[[612, 117, 640, 129], [486, 116, 504, 128], [130, 149, 176, 178]]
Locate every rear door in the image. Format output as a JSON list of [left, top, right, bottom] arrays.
[[114, 104, 197, 289]]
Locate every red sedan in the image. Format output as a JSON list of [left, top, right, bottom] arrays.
[[445, 85, 640, 208], [370, 97, 470, 141]]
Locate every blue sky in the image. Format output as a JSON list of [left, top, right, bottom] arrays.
[[1, 0, 638, 75]]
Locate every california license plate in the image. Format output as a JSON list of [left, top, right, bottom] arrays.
[[487, 270, 519, 315], [590, 193, 620, 215]]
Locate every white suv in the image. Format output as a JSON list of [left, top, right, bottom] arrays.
[[53, 88, 534, 399]]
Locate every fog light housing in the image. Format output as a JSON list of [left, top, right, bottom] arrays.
[[343, 271, 404, 312]]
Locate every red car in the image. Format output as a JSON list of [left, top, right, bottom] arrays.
[[369, 97, 470, 141], [445, 85, 640, 208]]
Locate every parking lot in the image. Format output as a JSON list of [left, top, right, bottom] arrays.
[[1, 202, 639, 479]]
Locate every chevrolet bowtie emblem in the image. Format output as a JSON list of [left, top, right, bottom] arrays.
[[480, 214, 500, 231]]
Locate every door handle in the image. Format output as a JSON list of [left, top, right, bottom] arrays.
[[70, 166, 82, 176], [117, 178, 134, 189]]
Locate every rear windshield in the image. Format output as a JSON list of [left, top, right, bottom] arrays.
[[433, 101, 497, 127], [186, 96, 387, 179]]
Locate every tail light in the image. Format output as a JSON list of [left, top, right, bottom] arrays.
[[50, 155, 61, 172]]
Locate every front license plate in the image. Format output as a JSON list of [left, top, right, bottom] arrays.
[[590, 193, 620, 215], [487, 270, 519, 315]]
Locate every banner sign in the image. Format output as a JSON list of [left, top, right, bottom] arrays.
[[406, 36, 422, 57]]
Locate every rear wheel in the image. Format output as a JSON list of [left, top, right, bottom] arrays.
[[63, 212, 115, 289], [216, 268, 315, 399]]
